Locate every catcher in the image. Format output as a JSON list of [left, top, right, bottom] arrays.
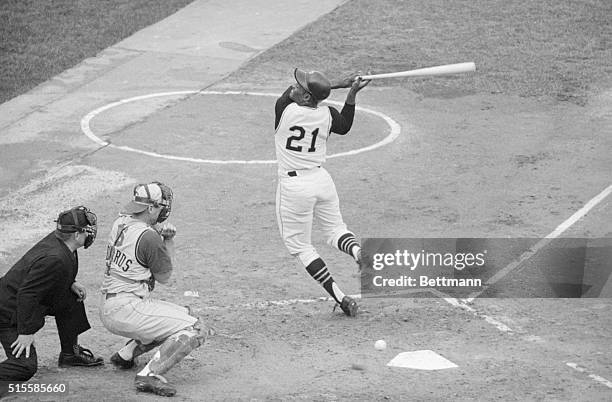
[[99, 182, 203, 397]]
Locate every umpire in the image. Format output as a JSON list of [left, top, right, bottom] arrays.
[[0, 206, 103, 396]]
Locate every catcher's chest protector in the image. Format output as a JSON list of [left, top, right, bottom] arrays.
[[102, 216, 154, 294]]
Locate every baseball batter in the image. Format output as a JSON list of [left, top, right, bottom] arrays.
[[275, 68, 370, 317], [99, 182, 203, 397]]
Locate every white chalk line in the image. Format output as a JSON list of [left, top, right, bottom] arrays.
[[193, 289, 510, 334], [428, 289, 513, 333], [431, 185, 612, 390], [566, 362, 612, 389], [432, 183, 612, 334], [80, 90, 401, 164], [192, 294, 361, 311], [463, 183, 612, 303]]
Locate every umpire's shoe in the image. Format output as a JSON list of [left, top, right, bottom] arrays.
[[340, 296, 358, 317], [58, 345, 104, 367], [135, 374, 176, 397], [110, 352, 136, 369]]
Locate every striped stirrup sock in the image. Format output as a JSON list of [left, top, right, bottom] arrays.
[[337, 233, 360, 261], [305, 258, 345, 303]]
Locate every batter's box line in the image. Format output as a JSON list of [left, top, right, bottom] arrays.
[[192, 294, 362, 311], [191, 287, 477, 312], [428, 289, 514, 333], [566, 362, 612, 389], [192, 289, 456, 313]]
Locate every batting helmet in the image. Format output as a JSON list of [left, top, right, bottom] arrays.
[[294, 68, 331, 101]]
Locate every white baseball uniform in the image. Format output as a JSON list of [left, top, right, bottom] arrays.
[[100, 215, 196, 344], [274, 87, 358, 267]]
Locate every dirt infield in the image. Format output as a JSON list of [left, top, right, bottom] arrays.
[[2, 83, 607, 400], [1, 0, 611, 401]]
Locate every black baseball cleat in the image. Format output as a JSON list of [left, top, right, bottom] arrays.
[[135, 374, 176, 397], [58, 345, 104, 367], [339, 295, 358, 317], [110, 351, 136, 369]]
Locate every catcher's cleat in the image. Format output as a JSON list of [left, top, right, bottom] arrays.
[[110, 352, 136, 369], [58, 345, 104, 367], [339, 295, 358, 317], [135, 374, 176, 397]]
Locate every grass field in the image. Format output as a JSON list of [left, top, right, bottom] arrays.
[[0, 0, 194, 104], [227, 0, 612, 105], [2, 1, 611, 105]]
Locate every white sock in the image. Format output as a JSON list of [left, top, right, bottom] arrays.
[[118, 340, 137, 360], [352, 246, 362, 262], [332, 282, 345, 302]]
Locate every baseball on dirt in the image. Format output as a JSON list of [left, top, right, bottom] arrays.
[[374, 340, 387, 350]]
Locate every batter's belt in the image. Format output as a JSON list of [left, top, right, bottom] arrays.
[[286, 166, 321, 177]]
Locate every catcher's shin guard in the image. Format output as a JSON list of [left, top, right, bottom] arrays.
[[113, 339, 164, 369], [148, 328, 202, 375], [133, 339, 163, 359]]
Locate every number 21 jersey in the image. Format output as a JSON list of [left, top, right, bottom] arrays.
[[275, 103, 331, 174]]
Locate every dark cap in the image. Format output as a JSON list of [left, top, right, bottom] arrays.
[[294, 68, 331, 101], [56, 206, 97, 233]]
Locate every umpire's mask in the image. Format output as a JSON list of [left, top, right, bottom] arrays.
[[56, 206, 98, 249]]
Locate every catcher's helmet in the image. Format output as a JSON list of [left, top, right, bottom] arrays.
[[294, 68, 331, 101], [123, 182, 173, 223]]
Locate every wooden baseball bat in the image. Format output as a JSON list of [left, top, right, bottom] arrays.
[[360, 62, 476, 80]]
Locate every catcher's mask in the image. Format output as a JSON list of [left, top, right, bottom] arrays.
[[55, 206, 98, 249], [123, 182, 173, 223]]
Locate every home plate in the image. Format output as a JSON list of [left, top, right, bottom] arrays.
[[387, 350, 458, 370]]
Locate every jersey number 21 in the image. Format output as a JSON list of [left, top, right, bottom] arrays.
[[286, 125, 318, 153]]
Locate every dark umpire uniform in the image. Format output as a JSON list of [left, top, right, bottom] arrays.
[[0, 206, 103, 396]]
